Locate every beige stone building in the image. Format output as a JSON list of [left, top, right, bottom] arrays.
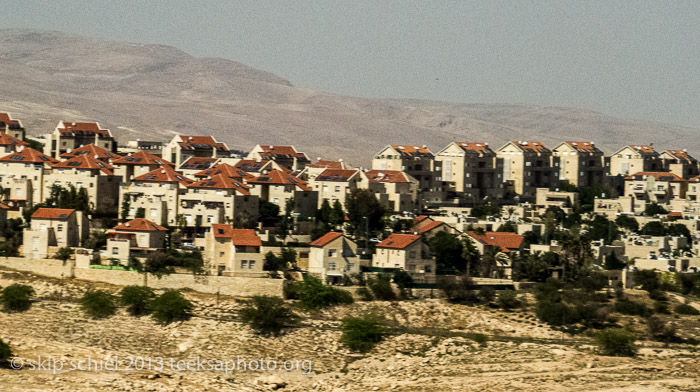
[[660, 150, 698, 179], [308, 168, 361, 208], [496, 141, 558, 198], [120, 165, 192, 226], [552, 141, 605, 187], [112, 150, 175, 182], [0, 132, 28, 155], [308, 232, 362, 284], [434, 142, 503, 200], [361, 170, 419, 213], [624, 172, 686, 207], [0, 147, 58, 207], [373, 233, 436, 282], [298, 159, 348, 182], [162, 135, 230, 167], [608, 145, 662, 177], [46, 155, 120, 214], [465, 231, 524, 279], [535, 188, 579, 214], [248, 170, 317, 217], [204, 224, 265, 276], [247, 145, 311, 171], [59, 143, 118, 163], [178, 157, 220, 177], [372, 145, 445, 203], [106, 218, 167, 264], [593, 197, 635, 219], [23, 208, 89, 259], [0, 113, 26, 140], [43, 121, 116, 159]]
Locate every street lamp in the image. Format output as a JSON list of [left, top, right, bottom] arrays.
[[363, 215, 369, 252]]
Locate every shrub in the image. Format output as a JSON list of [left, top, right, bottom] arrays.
[[594, 328, 637, 357], [674, 303, 700, 316], [647, 316, 680, 343], [439, 277, 478, 304], [340, 314, 385, 352], [0, 338, 12, 364], [80, 290, 117, 319], [0, 284, 35, 312], [648, 289, 668, 302], [653, 301, 670, 314], [613, 300, 650, 317], [576, 303, 609, 328], [295, 276, 354, 310], [497, 290, 521, 310], [150, 290, 193, 324], [536, 301, 581, 326], [478, 287, 496, 303], [357, 287, 374, 301], [367, 274, 396, 301], [239, 296, 300, 336], [283, 282, 300, 300], [471, 333, 488, 346], [534, 280, 564, 303], [119, 286, 155, 316]]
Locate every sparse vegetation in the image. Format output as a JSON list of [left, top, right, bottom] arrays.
[[674, 303, 700, 316], [289, 276, 354, 310], [150, 290, 193, 324], [80, 290, 117, 319], [367, 274, 396, 301], [340, 313, 386, 352], [119, 285, 155, 316], [239, 295, 300, 336], [0, 338, 12, 365], [613, 299, 650, 317], [0, 284, 35, 312], [594, 328, 637, 357], [497, 290, 521, 310]]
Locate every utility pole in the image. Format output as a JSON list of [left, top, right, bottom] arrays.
[[364, 215, 369, 252]]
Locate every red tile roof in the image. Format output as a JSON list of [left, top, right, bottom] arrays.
[[455, 142, 492, 155], [663, 150, 696, 164], [416, 220, 445, 234], [234, 159, 272, 173], [31, 208, 75, 220], [315, 169, 359, 182], [307, 160, 344, 169], [249, 170, 311, 191], [0, 147, 58, 164], [0, 133, 28, 147], [310, 232, 343, 247], [390, 145, 433, 158], [177, 135, 229, 152], [52, 155, 114, 175], [625, 171, 686, 182], [111, 151, 173, 166], [188, 174, 251, 194], [0, 202, 9, 210], [257, 145, 309, 162], [513, 141, 549, 153], [364, 170, 411, 183], [193, 163, 254, 181], [564, 141, 601, 153], [134, 165, 192, 185], [113, 218, 167, 232], [179, 156, 219, 170], [60, 144, 117, 160], [668, 211, 683, 217], [413, 215, 432, 225], [0, 113, 22, 127], [628, 145, 658, 156], [211, 224, 261, 246], [57, 121, 111, 137], [467, 231, 523, 253], [376, 234, 421, 249]]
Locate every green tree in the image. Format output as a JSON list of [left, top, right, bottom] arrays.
[[263, 251, 284, 272], [330, 200, 344, 225], [462, 237, 480, 277], [239, 295, 300, 336], [604, 252, 626, 270], [427, 232, 465, 274], [53, 247, 73, 265], [594, 328, 637, 357], [276, 198, 295, 240], [645, 202, 668, 216], [585, 215, 619, 244], [143, 251, 175, 279], [293, 276, 354, 309], [496, 221, 517, 232], [119, 285, 155, 316], [641, 221, 666, 237], [523, 252, 550, 282], [615, 215, 639, 232], [80, 290, 117, 319], [667, 224, 691, 241], [340, 313, 386, 352], [134, 208, 146, 219], [345, 189, 385, 239], [120, 197, 131, 221], [0, 284, 35, 312], [150, 290, 193, 324]]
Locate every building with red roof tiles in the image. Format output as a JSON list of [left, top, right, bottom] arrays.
[[360, 169, 419, 213], [46, 154, 119, 213], [193, 163, 254, 182], [412, 219, 458, 239], [163, 134, 230, 167], [178, 156, 221, 176], [45, 121, 116, 159], [247, 144, 311, 171], [248, 170, 317, 217], [107, 218, 168, 263], [308, 232, 362, 283], [233, 159, 280, 175], [435, 142, 503, 200], [466, 231, 523, 278], [496, 141, 559, 198], [59, 143, 118, 162], [188, 174, 251, 195], [609, 145, 663, 176], [308, 168, 361, 208], [23, 208, 89, 258], [660, 150, 699, 179], [122, 166, 192, 226], [0, 113, 26, 140], [624, 171, 687, 206], [552, 142, 606, 187], [112, 150, 175, 182], [373, 233, 435, 281], [0, 132, 28, 155], [0, 147, 58, 206], [299, 159, 350, 182], [372, 145, 442, 203], [204, 224, 264, 276]]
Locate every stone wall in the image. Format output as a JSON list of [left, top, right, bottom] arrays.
[[0, 257, 284, 297]]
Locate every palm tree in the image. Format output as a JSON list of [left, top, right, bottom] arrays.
[[462, 237, 480, 276]]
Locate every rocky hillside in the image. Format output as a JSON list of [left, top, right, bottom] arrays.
[[2, 268, 700, 391], [1, 29, 699, 164]]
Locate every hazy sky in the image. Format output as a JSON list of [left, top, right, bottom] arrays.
[[4, 1, 700, 128]]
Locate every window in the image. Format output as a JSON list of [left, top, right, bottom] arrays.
[[328, 249, 337, 257], [112, 247, 119, 255], [328, 262, 336, 271], [334, 186, 340, 192], [248, 260, 255, 269], [207, 215, 213, 223], [408, 251, 416, 259], [57, 224, 63, 232], [346, 263, 354, 271], [219, 252, 224, 258], [241, 260, 248, 269], [139, 234, 147, 243], [424, 265, 432, 273], [408, 264, 416, 271]]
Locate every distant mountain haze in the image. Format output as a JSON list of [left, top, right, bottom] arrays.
[[1, 29, 698, 165]]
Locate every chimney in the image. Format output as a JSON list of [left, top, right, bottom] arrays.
[[126, 222, 130, 227]]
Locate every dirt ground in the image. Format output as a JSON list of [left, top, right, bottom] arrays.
[[1, 268, 700, 391]]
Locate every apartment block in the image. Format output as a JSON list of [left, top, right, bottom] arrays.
[[660, 150, 699, 179], [46, 155, 120, 214], [609, 145, 662, 177], [308, 232, 362, 284], [44, 121, 116, 159], [361, 170, 419, 213], [552, 141, 605, 187], [247, 145, 311, 171], [434, 142, 503, 201], [0, 113, 26, 140], [204, 224, 264, 276], [162, 135, 230, 167], [496, 141, 559, 198]]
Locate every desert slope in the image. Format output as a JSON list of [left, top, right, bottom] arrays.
[[1, 29, 698, 164]]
